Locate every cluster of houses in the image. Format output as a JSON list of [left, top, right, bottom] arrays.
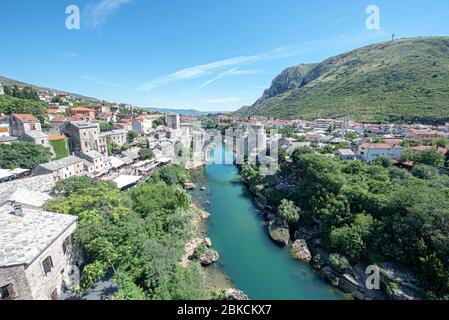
[[0, 102, 209, 299], [273, 118, 449, 165]]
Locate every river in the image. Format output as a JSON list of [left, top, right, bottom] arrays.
[[189, 144, 344, 300]]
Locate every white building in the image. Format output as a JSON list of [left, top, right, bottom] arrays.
[[79, 150, 109, 174], [0, 86, 4, 95], [33, 156, 85, 182], [358, 143, 404, 163], [132, 116, 153, 134]]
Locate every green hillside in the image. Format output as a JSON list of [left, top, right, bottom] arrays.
[[236, 37, 449, 124]]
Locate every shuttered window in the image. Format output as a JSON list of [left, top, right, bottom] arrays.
[[42, 256, 54, 275], [0, 284, 16, 300]]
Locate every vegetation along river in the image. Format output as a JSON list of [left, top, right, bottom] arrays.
[[190, 143, 344, 300]]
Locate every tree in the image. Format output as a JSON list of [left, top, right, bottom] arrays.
[[432, 138, 448, 148], [415, 150, 445, 167], [127, 130, 138, 143], [411, 164, 439, 179], [278, 199, 301, 224], [329, 225, 365, 261], [0, 142, 51, 169], [372, 156, 393, 168], [107, 141, 119, 156], [151, 164, 189, 186], [419, 253, 449, 294], [139, 148, 154, 160], [329, 253, 351, 274], [100, 121, 114, 132], [152, 117, 166, 128]]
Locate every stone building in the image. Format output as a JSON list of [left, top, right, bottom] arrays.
[[166, 113, 180, 130], [9, 114, 42, 138], [62, 121, 101, 155], [0, 204, 79, 300], [33, 156, 85, 182], [98, 129, 127, 154]]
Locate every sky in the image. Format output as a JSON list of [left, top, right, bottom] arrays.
[[1, 0, 449, 112]]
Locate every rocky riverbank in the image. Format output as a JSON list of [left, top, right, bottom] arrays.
[[185, 180, 249, 300], [241, 178, 422, 301]]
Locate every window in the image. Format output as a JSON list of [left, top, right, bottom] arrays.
[[62, 235, 72, 255], [42, 256, 54, 275], [50, 289, 59, 300], [0, 284, 16, 300]]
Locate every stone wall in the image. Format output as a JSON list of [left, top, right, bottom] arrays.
[[0, 265, 33, 300], [0, 222, 79, 300]]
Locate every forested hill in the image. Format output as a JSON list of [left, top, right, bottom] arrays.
[[0, 75, 96, 101], [236, 36, 449, 124]]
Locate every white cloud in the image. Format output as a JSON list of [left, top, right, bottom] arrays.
[[182, 68, 240, 96], [82, 75, 120, 87], [329, 18, 347, 28], [84, 0, 132, 31], [137, 29, 390, 92]]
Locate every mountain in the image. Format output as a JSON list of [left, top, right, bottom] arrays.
[[0, 75, 97, 101], [236, 36, 449, 124], [147, 107, 214, 116]]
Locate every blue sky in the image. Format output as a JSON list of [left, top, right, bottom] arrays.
[[1, 0, 449, 111]]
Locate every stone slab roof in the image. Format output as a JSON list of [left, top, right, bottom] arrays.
[[0, 174, 55, 194], [0, 187, 52, 208], [0, 204, 77, 267], [37, 156, 83, 172]]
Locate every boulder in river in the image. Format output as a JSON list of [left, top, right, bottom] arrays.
[[199, 249, 219, 266], [225, 288, 249, 300], [291, 239, 312, 262], [184, 182, 196, 190], [201, 210, 211, 220], [268, 218, 290, 247]]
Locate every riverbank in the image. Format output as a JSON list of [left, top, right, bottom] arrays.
[[239, 166, 422, 300], [188, 149, 343, 300]]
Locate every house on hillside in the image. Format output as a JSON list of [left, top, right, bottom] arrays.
[[79, 150, 109, 175], [9, 114, 42, 138], [61, 121, 101, 155], [0, 203, 80, 300], [405, 129, 440, 142], [69, 107, 95, 122], [132, 115, 154, 134], [33, 156, 85, 182], [358, 143, 404, 163]]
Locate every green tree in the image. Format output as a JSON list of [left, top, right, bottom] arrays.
[[0, 142, 51, 169], [372, 156, 394, 168], [127, 130, 138, 143], [278, 199, 301, 224], [100, 121, 114, 132], [432, 138, 448, 148], [138, 148, 154, 160]]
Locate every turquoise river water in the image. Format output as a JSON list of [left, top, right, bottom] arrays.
[[190, 144, 343, 300]]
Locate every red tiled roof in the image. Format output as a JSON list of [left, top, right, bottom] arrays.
[[71, 107, 93, 112], [12, 114, 38, 122], [50, 116, 68, 122], [360, 143, 403, 149], [47, 109, 61, 114], [48, 135, 66, 141]]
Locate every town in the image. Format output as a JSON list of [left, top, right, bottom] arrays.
[[1, 82, 448, 300]]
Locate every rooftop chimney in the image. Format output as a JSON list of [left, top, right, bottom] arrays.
[[13, 203, 24, 217]]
